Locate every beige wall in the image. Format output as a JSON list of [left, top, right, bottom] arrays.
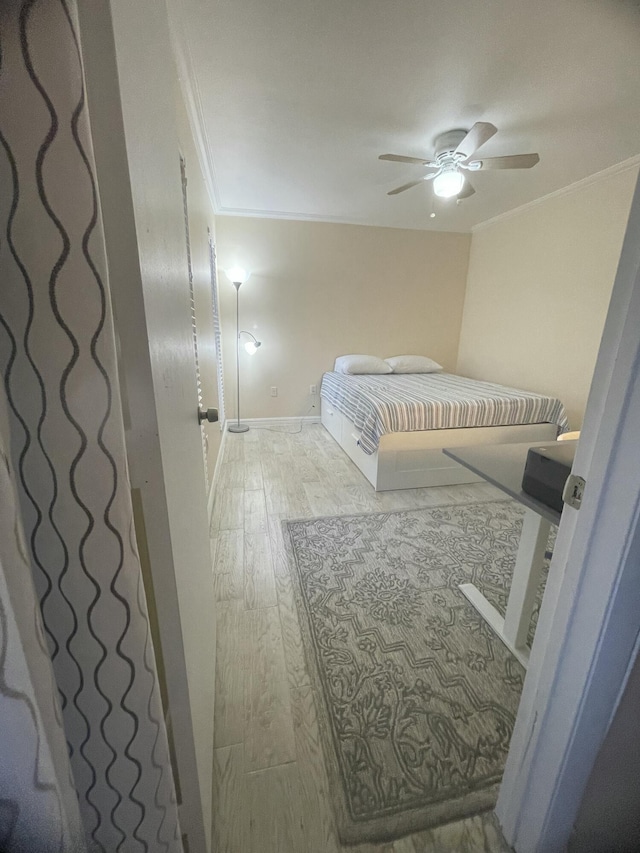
[[215, 216, 471, 419], [457, 167, 638, 429]]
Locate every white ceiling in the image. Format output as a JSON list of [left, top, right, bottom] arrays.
[[173, 0, 640, 232]]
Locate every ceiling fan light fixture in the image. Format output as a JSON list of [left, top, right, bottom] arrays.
[[380, 123, 539, 201], [433, 168, 465, 199]]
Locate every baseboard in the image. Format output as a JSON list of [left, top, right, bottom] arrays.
[[207, 423, 227, 524], [230, 415, 321, 428]]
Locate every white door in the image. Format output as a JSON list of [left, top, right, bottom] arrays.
[[497, 176, 640, 851], [77, 3, 217, 851]]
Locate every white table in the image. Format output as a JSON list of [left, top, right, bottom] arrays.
[[443, 442, 571, 668]]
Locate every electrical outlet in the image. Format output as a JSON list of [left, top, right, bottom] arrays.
[[309, 384, 317, 395], [270, 386, 278, 397]]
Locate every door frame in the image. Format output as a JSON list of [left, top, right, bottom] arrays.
[[497, 174, 640, 851]]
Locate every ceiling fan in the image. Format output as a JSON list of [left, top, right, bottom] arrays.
[[379, 122, 539, 200]]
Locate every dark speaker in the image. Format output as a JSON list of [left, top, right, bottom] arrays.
[[522, 440, 578, 513]]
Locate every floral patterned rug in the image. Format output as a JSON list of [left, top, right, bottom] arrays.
[[283, 499, 553, 844]]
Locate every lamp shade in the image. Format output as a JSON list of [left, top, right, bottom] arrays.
[[225, 266, 250, 285], [433, 169, 465, 199], [239, 331, 261, 355]]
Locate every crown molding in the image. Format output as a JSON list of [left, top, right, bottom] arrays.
[[216, 205, 368, 225], [167, 0, 221, 213], [473, 154, 640, 233], [214, 205, 469, 233]]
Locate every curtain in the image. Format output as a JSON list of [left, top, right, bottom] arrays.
[[0, 389, 85, 853], [0, 1, 182, 850]]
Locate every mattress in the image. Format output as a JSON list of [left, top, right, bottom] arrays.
[[321, 372, 570, 455]]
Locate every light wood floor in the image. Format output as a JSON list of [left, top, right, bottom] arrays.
[[210, 424, 512, 853]]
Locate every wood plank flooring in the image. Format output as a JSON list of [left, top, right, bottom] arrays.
[[210, 423, 512, 853]]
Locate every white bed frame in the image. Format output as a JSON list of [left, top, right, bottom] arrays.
[[321, 400, 558, 491]]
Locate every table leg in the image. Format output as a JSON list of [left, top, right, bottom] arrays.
[[503, 510, 551, 650], [459, 508, 551, 669]]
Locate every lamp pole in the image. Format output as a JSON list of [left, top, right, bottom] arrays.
[[228, 280, 249, 434]]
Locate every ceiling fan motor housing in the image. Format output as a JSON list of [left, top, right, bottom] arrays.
[[434, 129, 468, 162]]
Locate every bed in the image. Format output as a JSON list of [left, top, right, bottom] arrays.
[[320, 371, 570, 491]]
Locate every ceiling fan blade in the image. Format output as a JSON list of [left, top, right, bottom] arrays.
[[457, 179, 476, 200], [387, 179, 426, 195], [472, 153, 540, 170], [379, 153, 437, 166], [454, 122, 498, 159]]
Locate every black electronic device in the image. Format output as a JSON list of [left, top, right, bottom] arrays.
[[522, 440, 578, 513]]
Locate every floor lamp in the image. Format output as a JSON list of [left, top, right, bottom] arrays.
[[225, 267, 261, 433]]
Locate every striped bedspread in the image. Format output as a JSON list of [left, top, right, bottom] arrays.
[[321, 372, 570, 455]]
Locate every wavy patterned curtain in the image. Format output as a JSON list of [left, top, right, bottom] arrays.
[[0, 1, 182, 850], [0, 390, 85, 853]]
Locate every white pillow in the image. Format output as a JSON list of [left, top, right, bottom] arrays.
[[334, 354, 393, 375], [385, 355, 443, 374]]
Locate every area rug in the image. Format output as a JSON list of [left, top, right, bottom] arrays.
[[283, 499, 553, 844]]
